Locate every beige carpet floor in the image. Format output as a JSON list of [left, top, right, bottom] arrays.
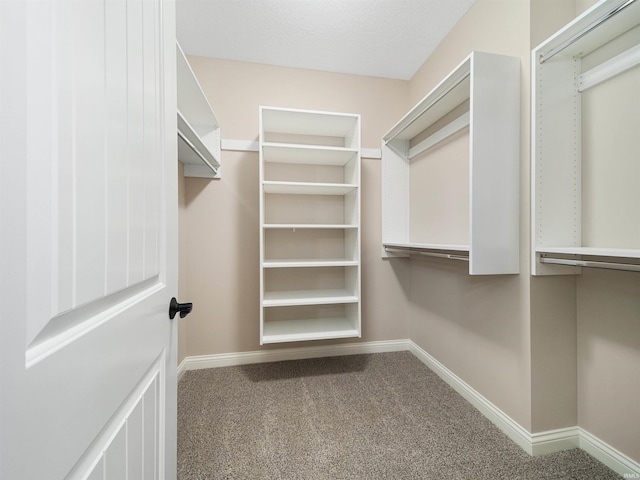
[[178, 351, 621, 479]]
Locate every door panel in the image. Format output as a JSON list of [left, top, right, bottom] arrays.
[[68, 359, 162, 480], [0, 1, 178, 479]]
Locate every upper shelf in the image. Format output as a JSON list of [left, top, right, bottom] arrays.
[[261, 106, 360, 149], [176, 42, 221, 178], [384, 63, 471, 145], [262, 107, 359, 137], [262, 143, 358, 166], [263, 181, 357, 195]]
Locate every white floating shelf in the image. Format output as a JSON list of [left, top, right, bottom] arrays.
[[262, 318, 360, 344], [383, 242, 470, 252], [262, 107, 360, 139], [263, 181, 357, 195], [263, 143, 358, 166], [177, 111, 219, 176], [263, 289, 358, 307], [177, 42, 221, 178], [262, 259, 359, 268], [263, 224, 358, 229], [536, 246, 640, 259]]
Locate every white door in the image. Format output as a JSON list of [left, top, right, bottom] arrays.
[[0, 1, 179, 479]]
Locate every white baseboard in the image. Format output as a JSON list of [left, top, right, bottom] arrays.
[[407, 340, 537, 454], [530, 426, 580, 456], [177, 339, 408, 381], [176, 339, 639, 477], [407, 340, 638, 477], [579, 428, 640, 477], [177, 357, 188, 382]]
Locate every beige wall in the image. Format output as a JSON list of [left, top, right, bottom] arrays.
[[405, 0, 533, 431], [571, 0, 640, 464], [181, 58, 410, 356], [577, 270, 640, 462], [177, 0, 640, 464]]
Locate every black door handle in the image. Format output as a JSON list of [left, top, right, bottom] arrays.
[[169, 297, 192, 319]]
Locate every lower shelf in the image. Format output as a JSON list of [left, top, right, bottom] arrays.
[[383, 242, 470, 261], [263, 289, 358, 307], [536, 246, 640, 258], [383, 242, 469, 252], [262, 317, 360, 344], [536, 247, 640, 273]]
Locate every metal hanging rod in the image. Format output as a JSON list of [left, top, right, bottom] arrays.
[[418, 251, 470, 262], [539, 0, 637, 64], [384, 246, 470, 262], [539, 255, 640, 272]]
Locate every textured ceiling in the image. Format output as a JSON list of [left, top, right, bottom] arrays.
[[176, 0, 476, 80]]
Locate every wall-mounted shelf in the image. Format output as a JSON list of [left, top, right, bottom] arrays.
[[381, 51, 520, 275], [532, 0, 640, 275], [176, 42, 220, 178], [260, 106, 361, 344]]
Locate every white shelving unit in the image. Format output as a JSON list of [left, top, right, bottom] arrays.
[[532, 0, 640, 275], [382, 51, 520, 275], [176, 42, 220, 178], [259, 106, 361, 344]]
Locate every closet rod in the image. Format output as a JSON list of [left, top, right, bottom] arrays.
[[384, 246, 469, 262], [419, 251, 470, 262], [177, 130, 219, 175], [539, 0, 637, 64], [539, 256, 640, 272]]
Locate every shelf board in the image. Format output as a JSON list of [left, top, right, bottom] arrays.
[[263, 143, 358, 166], [264, 224, 358, 230], [262, 107, 359, 138], [263, 289, 358, 307], [263, 181, 357, 195], [536, 246, 640, 259], [177, 111, 219, 172], [177, 43, 219, 128], [262, 318, 360, 344], [177, 42, 221, 178], [263, 258, 359, 268], [384, 56, 472, 143], [383, 242, 470, 252]]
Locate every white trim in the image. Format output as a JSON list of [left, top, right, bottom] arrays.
[[531, 427, 580, 455], [177, 357, 188, 382], [219, 138, 381, 160], [407, 340, 536, 454], [361, 148, 381, 159], [178, 339, 408, 372], [175, 340, 640, 476], [221, 138, 259, 152], [579, 428, 640, 478]]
